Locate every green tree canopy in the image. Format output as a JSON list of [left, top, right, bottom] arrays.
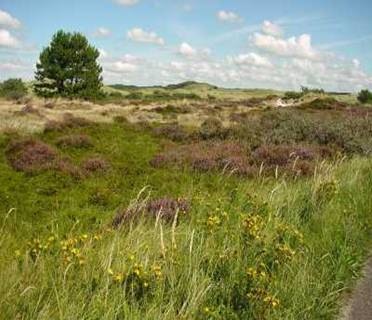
[[0, 78, 28, 100], [34, 30, 103, 99], [357, 89, 372, 104]]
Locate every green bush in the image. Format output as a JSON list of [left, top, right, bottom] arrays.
[[126, 92, 144, 100], [357, 89, 372, 104], [284, 91, 303, 100], [0, 78, 28, 100]]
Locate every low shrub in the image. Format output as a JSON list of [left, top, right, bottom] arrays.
[[229, 112, 249, 123], [152, 124, 189, 142], [113, 115, 129, 124], [5, 138, 84, 178], [6, 139, 58, 173], [199, 118, 228, 140], [153, 105, 190, 115], [283, 91, 303, 100], [172, 92, 201, 100], [146, 197, 190, 221], [55, 158, 84, 179], [82, 157, 110, 173], [251, 144, 334, 176], [112, 197, 190, 228], [150, 140, 335, 177], [56, 134, 93, 148], [229, 108, 372, 155], [299, 97, 345, 110], [89, 187, 113, 206], [252, 145, 319, 166], [150, 141, 252, 176], [126, 92, 144, 100]]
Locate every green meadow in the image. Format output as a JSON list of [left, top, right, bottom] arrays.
[[0, 107, 371, 319]]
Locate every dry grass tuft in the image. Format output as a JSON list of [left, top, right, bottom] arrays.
[[44, 113, 93, 132]]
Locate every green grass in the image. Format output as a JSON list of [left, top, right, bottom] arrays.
[[0, 121, 371, 319]]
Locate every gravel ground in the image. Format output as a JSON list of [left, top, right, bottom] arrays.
[[342, 258, 372, 320]]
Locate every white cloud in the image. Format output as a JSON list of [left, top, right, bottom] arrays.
[[99, 50, 372, 91], [217, 10, 242, 23], [352, 58, 360, 68], [0, 61, 27, 71], [101, 54, 144, 77], [114, 0, 139, 6], [179, 42, 197, 57], [178, 42, 211, 61], [127, 28, 165, 45], [262, 20, 282, 37], [0, 10, 21, 29], [0, 59, 33, 81], [170, 61, 186, 70], [120, 54, 142, 63], [93, 27, 111, 38], [0, 29, 20, 48], [230, 53, 273, 68], [95, 19, 372, 92], [108, 61, 138, 72], [252, 32, 320, 60]]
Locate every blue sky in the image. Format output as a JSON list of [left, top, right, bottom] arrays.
[[0, 0, 371, 91]]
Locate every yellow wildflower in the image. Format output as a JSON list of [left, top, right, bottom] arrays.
[[114, 273, 124, 283]]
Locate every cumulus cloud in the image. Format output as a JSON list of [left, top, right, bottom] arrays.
[[96, 19, 372, 92], [252, 33, 320, 60], [178, 42, 211, 60], [108, 61, 138, 72], [0, 61, 27, 71], [0, 59, 33, 80], [101, 54, 144, 76], [352, 58, 360, 68], [114, 0, 139, 6], [98, 48, 372, 91], [93, 27, 111, 38], [230, 53, 273, 68], [262, 20, 282, 37], [178, 42, 197, 57], [217, 10, 242, 23], [0, 29, 20, 48], [127, 28, 165, 45], [0, 10, 21, 29]]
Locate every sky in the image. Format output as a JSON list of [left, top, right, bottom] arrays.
[[0, 0, 372, 92]]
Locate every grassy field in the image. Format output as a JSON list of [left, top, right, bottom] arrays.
[[0, 87, 371, 319]]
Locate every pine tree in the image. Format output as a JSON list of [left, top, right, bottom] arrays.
[[34, 30, 103, 99]]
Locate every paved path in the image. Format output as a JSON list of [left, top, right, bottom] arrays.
[[342, 258, 372, 320]]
